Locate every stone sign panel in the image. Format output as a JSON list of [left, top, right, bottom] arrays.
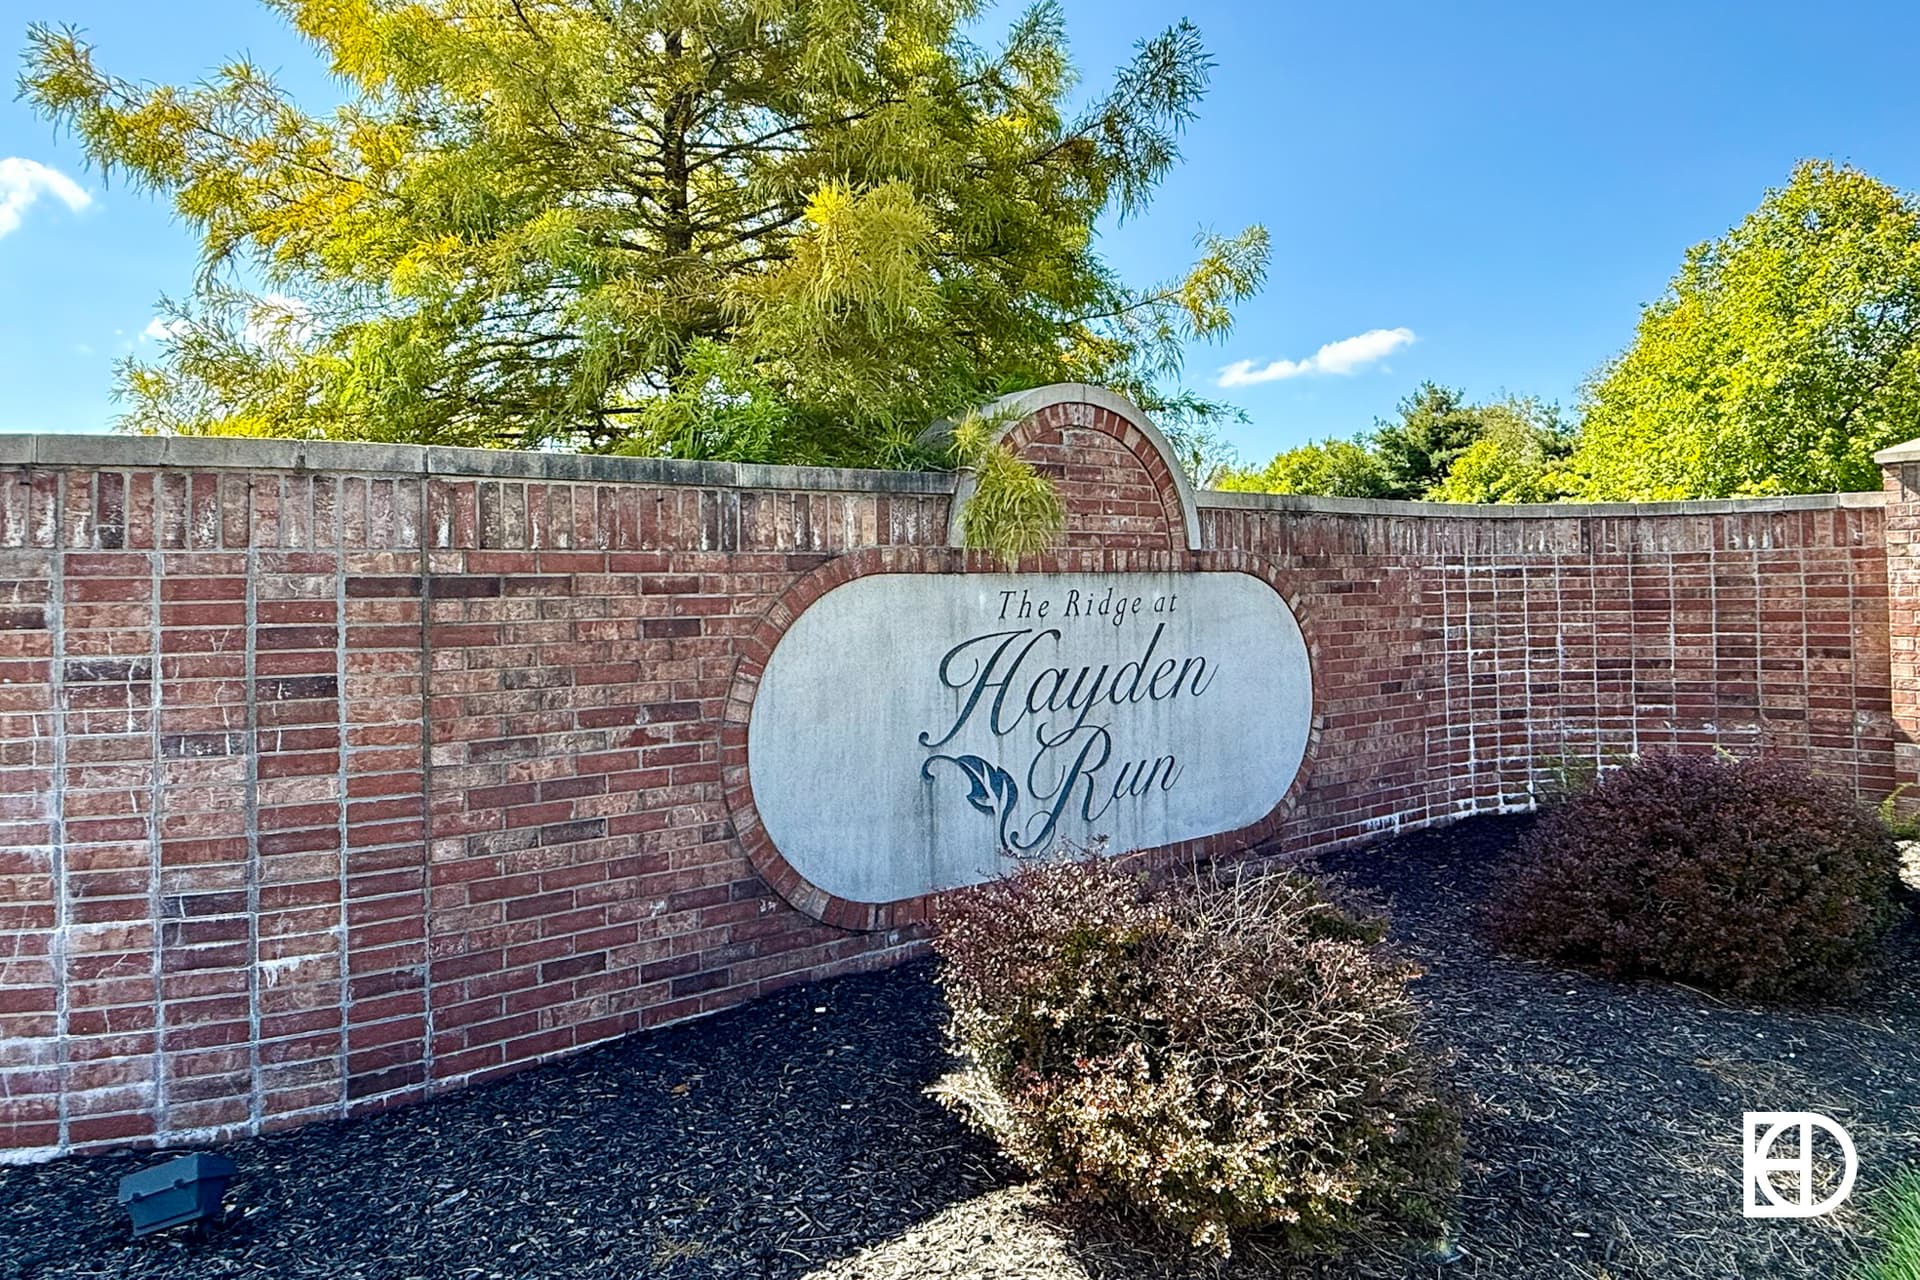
[[746, 570, 1314, 905]]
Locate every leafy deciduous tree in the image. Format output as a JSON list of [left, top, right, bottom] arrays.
[[1426, 397, 1572, 503], [1212, 436, 1391, 498], [1572, 160, 1920, 498], [22, 0, 1267, 464]]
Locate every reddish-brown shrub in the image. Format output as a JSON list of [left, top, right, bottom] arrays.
[[1491, 753, 1901, 999], [931, 858, 1459, 1256]]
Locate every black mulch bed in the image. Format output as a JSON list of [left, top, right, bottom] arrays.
[[4, 815, 1918, 1280]]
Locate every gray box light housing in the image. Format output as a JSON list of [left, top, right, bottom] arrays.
[[116, 1152, 237, 1236]]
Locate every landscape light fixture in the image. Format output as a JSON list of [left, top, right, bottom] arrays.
[[116, 1152, 238, 1237]]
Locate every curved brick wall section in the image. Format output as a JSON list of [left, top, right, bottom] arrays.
[[0, 414, 1906, 1160], [1203, 495, 1897, 847]]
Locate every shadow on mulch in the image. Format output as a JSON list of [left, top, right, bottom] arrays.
[[1312, 814, 1920, 1280], [0, 961, 1007, 1280], [5, 814, 1919, 1280]]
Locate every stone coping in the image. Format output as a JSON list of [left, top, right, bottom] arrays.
[[0, 432, 1893, 516], [0, 433, 956, 495], [1873, 438, 1920, 464], [1197, 488, 1889, 518]]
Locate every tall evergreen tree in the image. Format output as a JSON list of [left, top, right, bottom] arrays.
[[1368, 382, 1488, 499], [1215, 386, 1565, 501]]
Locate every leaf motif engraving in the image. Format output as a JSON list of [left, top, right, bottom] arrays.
[[921, 753, 1021, 845]]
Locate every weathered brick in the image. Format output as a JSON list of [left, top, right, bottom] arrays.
[[257, 675, 340, 702], [6, 402, 1913, 1163]]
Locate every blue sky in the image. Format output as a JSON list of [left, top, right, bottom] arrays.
[[4, 1, 1920, 464]]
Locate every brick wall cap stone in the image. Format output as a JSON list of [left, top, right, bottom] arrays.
[[1198, 489, 1888, 518], [0, 434, 957, 495]]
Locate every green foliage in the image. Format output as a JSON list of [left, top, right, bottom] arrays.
[[932, 856, 1461, 1257], [1573, 160, 1920, 498], [949, 411, 1065, 564], [1213, 387, 1569, 502], [1491, 753, 1902, 999], [21, 2, 1267, 459], [1528, 750, 1606, 807], [1212, 436, 1392, 497], [1426, 398, 1575, 503], [1856, 1167, 1920, 1280], [612, 338, 786, 462], [1370, 382, 1491, 499], [1878, 785, 1920, 842], [1217, 161, 1920, 504]]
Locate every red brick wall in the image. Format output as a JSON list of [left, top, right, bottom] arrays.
[[0, 462, 953, 1160], [0, 407, 1905, 1160], [1000, 400, 1190, 551], [1205, 498, 1896, 851]]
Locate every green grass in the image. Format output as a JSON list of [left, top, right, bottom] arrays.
[[1858, 1168, 1920, 1280]]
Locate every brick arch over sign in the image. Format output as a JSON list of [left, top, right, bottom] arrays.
[[941, 384, 1204, 554], [720, 541, 1330, 932]]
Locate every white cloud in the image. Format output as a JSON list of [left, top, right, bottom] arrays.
[[1218, 327, 1416, 388], [0, 158, 91, 240], [142, 315, 190, 342]]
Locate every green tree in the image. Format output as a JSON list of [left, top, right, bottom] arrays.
[[1427, 398, 1573, 503], [1572, 160, 1920, 498], [21, 1, 1267, 462], [1216, 388, 1564, 501], [1369, 381, 1489, 499], [1213, 437, 1391, 498]]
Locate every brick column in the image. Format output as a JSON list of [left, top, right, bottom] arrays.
[[1876, 440, 1920, 797], [0, 474, 62, 1158]]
